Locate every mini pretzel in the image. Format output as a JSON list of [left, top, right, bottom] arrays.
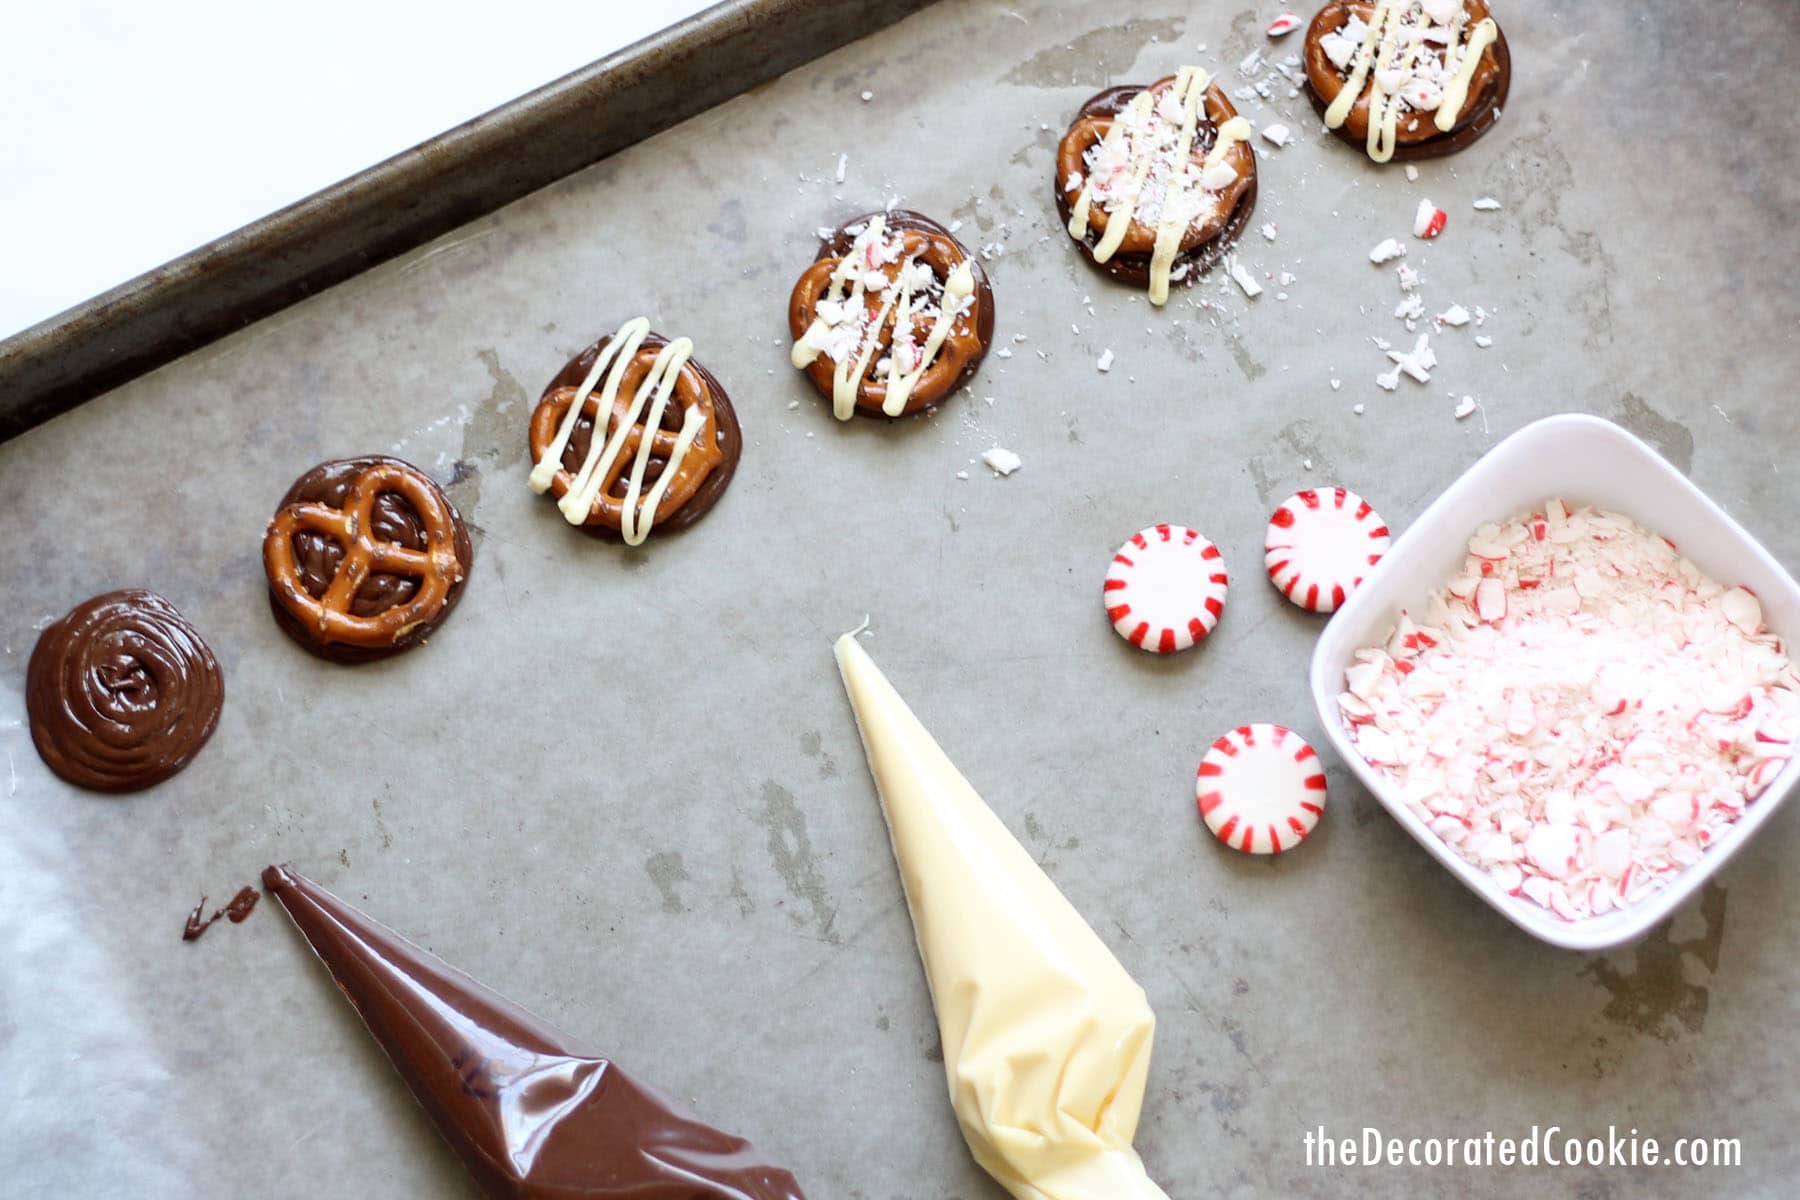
[[787, 210, 994, 419], [264, 460, 466, 651], [526, 325, 741, 541]]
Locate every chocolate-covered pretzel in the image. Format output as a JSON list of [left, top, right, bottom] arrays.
[[27, 589, 223, 793], [788, 210, 994, 420], [263, 456, 472, 664], [1303, 0, 1510, 163], [1056, 66, 1257, 304], [527, 319, 740, 543]]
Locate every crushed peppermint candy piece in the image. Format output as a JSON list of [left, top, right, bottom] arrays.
[[1341, 501, 1798, 921], [1453, 396, 1477, 420], [1404, 165, 1420, 182], [1265, 12, 1301, 38], [861, 90, 874, 102], [1097, 348, 1115, 373], [1384, 334, 1435, 383], [1262, 122, 1292, 147], [1437, 303, 1471, 327], [981, 447, 1022, 476], [1260, 222, 1279, 242], [1472, 196, 1503, 211], [1397, 264, 1420, 291], [1229, 260, 1264, 297], [1319, 14, 1366, 70], [1413, 199, 1448, 239], [1475, 335, 1494, 348], [1369, 238, 1407, 265], [1394, 294, 1425, 322]]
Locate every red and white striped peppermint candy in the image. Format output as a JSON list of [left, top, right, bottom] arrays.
[[1196, 723, 1326, 855], [1265, 487, 1391, 613], [1103, 524, 1228, 653]]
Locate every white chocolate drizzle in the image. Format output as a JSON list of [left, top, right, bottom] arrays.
[[1066, 66, 1251, 306], [528, 316, 706, 546], [791, 216, 976, 419], [1436, 15, 1498, 131], [1322, 2, 1498, 163]]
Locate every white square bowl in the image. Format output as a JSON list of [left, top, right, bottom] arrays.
[[1308, 414, 1800, 951]]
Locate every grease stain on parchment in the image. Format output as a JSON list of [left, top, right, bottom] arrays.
[[1612, 393, 1695, 475], [756, 782, 839, 943], [1247, 421, 1338, 508], [1583, 882, 1725, 1040], [445, 348, 531, 527], [1001, 19, 1185, 89], [644, 851, 690, 914], [798, 730, 839, 779], [1483, 119, 1616, 348]]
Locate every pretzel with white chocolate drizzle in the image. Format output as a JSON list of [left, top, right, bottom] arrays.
[[787, 210, 995, 420], [1056, 67, 1258, 304], [1304, 0, 1509, 163], [527, 319, 740, 543], [264, 458, 469, 655]]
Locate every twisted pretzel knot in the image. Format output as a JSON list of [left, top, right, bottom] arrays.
[[788, 228, 983, 415], [263, 461, 464, 647], [1304, 0, 1500, 147], [528, 346, 724, 531], [1057, 77, 1254, 259]]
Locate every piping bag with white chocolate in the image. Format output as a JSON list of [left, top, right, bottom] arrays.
[[834, 634, 1170, 1200]]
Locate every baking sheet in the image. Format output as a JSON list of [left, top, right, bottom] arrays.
[[3, 1, 1798, 1196], [0, 0, 935, 440]]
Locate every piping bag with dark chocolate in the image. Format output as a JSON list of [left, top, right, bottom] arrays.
[[263, 865, 806, 1199]]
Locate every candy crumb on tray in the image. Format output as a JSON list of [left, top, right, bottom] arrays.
[[1339, 500, 1798, 922]]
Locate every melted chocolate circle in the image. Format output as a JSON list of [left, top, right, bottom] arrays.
[[265, 455, 473, 664], [26, 589, 223, 793]]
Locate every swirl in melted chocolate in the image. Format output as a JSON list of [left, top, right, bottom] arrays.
[[26, 590, 223, 793], [263, 865, 807, 1199]]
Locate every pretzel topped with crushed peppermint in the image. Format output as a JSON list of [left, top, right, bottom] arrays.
[[1304, 0, 1509, 163], [788, 210, 995, 420], [1056, 66, 1258, 304]]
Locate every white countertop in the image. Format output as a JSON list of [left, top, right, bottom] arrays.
[[1, 0, 714, 338]]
